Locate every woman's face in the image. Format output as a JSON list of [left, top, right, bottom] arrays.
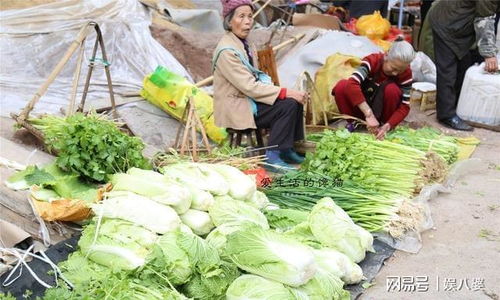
[[229, 5, 254, 39], [382, 57, 409, 77]]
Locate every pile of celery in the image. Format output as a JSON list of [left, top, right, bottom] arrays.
[[386, 126, 459, 164], [302, 129, 426, 197]]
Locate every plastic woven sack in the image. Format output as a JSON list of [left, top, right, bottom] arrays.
[[311, 53, 362, 125], [140, 66, 227, 143], [356, 11, 390, 40]]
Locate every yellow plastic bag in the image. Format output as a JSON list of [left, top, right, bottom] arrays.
[[356, 11, 391, 40], [140, 66, 227, 143], [311, 53, 361, 125]]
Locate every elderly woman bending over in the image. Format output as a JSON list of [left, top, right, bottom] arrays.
[[213, 0, 308, 170], [333, 38, 416, 140]]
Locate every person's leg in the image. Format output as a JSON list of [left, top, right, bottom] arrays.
[[293, 102, 305, 142], [432, 30, 473, 130], [432, 30, 458, 120], [280, 102, 305, 164], [418, 0, 435, 46], [256, 99, 299, 150], [333, 79, 365, 119], [255, 99, 303, 167], [380, 83, 402, 124]]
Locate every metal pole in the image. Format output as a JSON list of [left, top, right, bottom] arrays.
[[398, 0, 405, 29]]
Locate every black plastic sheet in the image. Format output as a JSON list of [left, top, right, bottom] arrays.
[[0, 234, 80, 299], [346, 238, 395, 299]]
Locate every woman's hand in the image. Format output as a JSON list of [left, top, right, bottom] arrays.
[[365, 112, 380, 133], [375, 123, 391, 140], [484, 57, 498, 73], [286, 89, 308, 105]]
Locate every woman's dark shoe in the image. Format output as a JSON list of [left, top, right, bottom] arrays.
[[439, 115, 473, 131], [264, 150, 296, 173], [280, 149, 305, 164]]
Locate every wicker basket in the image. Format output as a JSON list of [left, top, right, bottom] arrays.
[[294, 125, 332, 154], [294, 140, 317, 154]]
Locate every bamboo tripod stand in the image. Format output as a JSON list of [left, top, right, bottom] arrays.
[[11, 21, 118, 143], [172, 97, 212, 161]]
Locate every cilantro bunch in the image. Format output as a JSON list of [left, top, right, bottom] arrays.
[[31, 113, 150, 182]]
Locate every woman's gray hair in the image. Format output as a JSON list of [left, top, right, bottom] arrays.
[[387, 38, 416, 64], [223, 10, 235, 31]]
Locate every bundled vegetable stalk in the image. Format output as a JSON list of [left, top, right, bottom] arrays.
[[30, 112, 150, 182], [153, 144, 266, 171], [386, 126, 459, 164], [303, 129, 426, 197], [265, 171, 424, 235]]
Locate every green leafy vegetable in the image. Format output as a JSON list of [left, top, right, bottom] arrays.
[[206, 222, 256, 258], [225, 226, 317, 287], [246, 190, 270, 209], [24, 167, 56, 186], [92, 191, 181, 234], [182, 260, 240, 300], [386, 126, 459, 164], [265, 171, 402, 232], [210, 164, 256, 200], [4, 165, 36, 190], [30, 113, 150, 182], [309, 198, 373, 263], [209, 198, 269, 229], [180, 209, 214, 235], [161, 163, 229, 196], [303, 129, 425, 196], [225, 274, 296, 300], [111, 168, 192, 214], [291, 272, 350, 300], [283, 222, 322, 249], [264, 209, 309, 232], [146, 231, 193, 285], [5, 163, 99, 204], [78, 219, 158, 270], [312, 248, 363, 284]]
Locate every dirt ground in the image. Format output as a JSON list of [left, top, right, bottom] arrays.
[[361, 110, 500, 300]]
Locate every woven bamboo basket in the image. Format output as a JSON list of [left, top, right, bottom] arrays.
[[294, 125, 331, 154]]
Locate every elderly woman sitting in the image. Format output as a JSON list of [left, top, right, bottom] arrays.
[[213, 0, 308, 170], [333, 38, 416, 140]]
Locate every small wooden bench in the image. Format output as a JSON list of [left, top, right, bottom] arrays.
[[226, 128, 265, 154]]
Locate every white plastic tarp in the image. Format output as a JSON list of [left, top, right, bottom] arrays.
[[0, 0, 191, 117], [162, 6, 224, 33], [278, 31, 382, 89]]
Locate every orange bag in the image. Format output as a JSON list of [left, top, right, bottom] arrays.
[[356, 11, 391, 40]]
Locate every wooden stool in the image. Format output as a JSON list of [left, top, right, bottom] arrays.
[[226, 128, 265, 154]]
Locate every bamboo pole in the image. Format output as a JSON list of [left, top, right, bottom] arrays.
[[68, 40, 86, 116], [253, 0, 272, 18], [17, 22, 94, 122], [195, 33, 305, 88]]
